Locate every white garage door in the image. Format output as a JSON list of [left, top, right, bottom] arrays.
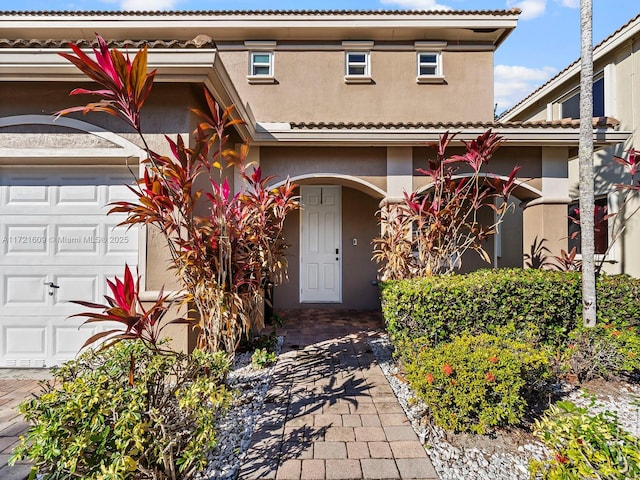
[[0, 166, 139, 367]]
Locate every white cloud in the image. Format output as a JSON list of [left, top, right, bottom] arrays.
[[507, 0, 546, 20], [558, 0, 579, 7], [379, 0, 452, 10], [119, 0, 176, 10], [494, 64, 557, 113]]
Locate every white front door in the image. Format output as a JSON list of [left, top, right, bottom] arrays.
[[0, 166, 138, 367], [300, 186, 341, 303]]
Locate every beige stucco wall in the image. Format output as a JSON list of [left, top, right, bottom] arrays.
[[260, 146, 387, 192], [219, 48, 494, 123], [411, 146, 543, 199], [274, 186, 381, 310]]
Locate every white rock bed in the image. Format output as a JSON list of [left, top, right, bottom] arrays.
[[197, 336, 283, 480], [369, 336, 549, 480], [565, 382, 640, 437]]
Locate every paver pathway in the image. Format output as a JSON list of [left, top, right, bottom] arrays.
[[239, 310, 439, 480], [0, 370, 50, 480]]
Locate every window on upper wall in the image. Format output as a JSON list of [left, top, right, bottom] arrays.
[[345, 51, 370, 77], [248, 51, 274, 82], [567, 196, 609, 255], [560, 76, 605, 119], [417, 52, 441, 76]]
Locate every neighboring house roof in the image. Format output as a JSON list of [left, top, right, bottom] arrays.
[[500, 12, 640, 120]]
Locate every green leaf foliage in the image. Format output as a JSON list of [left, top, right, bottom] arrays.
[[400, 332, 551, 435], [381, 269, 640, 347], [530, 401, 640, 479], [10, 342, 230, 479]]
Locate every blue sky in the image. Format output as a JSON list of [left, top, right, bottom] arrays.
[[1, 0, 638, 111]]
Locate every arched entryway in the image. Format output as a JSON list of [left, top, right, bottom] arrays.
[[270, 175, 385, 310]]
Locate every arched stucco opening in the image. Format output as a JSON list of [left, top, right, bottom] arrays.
[[413, 174, 544, 271], [271, 174, 385, 311]]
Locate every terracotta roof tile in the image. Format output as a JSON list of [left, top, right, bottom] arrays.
[[500, 12, 640, 119], [0, 36, 215, 49], [0, 9, 521, 17], [289, 117, 619, 130]]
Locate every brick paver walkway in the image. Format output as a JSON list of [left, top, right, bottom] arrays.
[[0, 370, 50, 480], [239, 310, 439, 480]]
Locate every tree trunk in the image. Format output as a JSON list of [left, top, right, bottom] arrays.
[[579, 0, 596, 327]]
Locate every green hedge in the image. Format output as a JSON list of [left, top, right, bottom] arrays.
[[380, 269, 640, 346]]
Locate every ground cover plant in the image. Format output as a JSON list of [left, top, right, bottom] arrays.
[[530, 400, 640, 479], [11, 341, 230, 479]]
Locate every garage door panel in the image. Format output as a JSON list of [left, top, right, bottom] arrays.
[[3, 274, 49, 306], [54, 325, 99, 357], [106, 224, 138, 254], [54, 274, 98, 306], [56, 179, 101, 205], [6, 182, 51, 206], [3, 224, 50, 254]]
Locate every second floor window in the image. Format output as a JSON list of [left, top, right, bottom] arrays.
[[345, 52, 370, 76], [417, 52, 440, 76], [560, 76, 605, 119], [250, 52, 273, 76]]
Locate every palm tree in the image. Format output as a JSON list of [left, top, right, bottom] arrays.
[[579, 0, 596, 327]]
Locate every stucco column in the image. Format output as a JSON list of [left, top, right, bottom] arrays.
[[382, 147, 413, 236], [233, 145, 260, 194], [386, 146, 413, 201], [522, 147, 571, 262]]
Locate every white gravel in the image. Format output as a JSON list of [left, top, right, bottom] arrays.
[[197, 337, 283, 480], [370, 334, 640, 480]]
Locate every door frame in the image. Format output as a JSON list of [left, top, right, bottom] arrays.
[[299, 185, 342, 303]]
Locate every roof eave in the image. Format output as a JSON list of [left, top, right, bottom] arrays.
[[0, 10, 519, 45], [251, 126, 631, 147]]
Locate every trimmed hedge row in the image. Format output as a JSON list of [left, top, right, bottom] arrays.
[[380, 269, 640, 346]]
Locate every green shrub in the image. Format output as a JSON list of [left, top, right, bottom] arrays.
[[559, 324, 640, 382], [11, 342, 230, 479], [530, 400, 640, 479], [401, 332, 551, 434], [381, 269, 640, 346]]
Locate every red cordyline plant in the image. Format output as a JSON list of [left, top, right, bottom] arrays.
[[60, 35, 298, 354], [558, 147, 640, 274], [373, 131, 520, 279]]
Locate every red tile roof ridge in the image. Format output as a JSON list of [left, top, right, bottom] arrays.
[[0, 9, 521, 16], [0, 37, 215, 48], [288, 117, 619, 130]]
